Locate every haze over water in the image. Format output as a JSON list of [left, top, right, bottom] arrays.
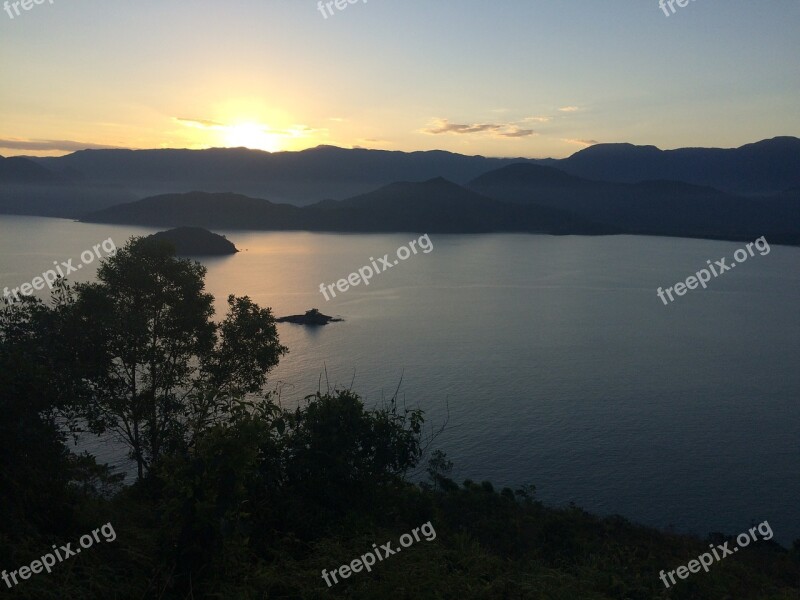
[[2, 214, 799, 545]]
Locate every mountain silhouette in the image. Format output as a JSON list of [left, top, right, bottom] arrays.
[[555, 137, 800, 193], [0, 155, 134, 218], [5, 137, 800, 243], [469, 163, 800, 244], [0, 155, 66, 185], [29, 146, 540, 205], [82, 179, 613, 235], [14, 136, 799, 205], [85, 192, 303, 229], [315, 177, 608, 233]]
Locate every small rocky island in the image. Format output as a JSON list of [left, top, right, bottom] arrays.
[[276, 308, 342, 326], [146, 227, 238, 256]]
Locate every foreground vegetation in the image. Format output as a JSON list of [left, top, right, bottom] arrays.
[[1, 238, 798, 599]]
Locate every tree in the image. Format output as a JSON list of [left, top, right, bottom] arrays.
[[425, 449, 456, 492], [0, 297, 73, 538], [0, 283, 113, 540], [281, 389, 424, 522], [66, 237, 287, 480]]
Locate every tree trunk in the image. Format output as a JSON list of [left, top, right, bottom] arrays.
[[133, 420, 144, 481]]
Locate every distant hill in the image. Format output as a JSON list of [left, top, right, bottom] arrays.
[[146, 227, 238, 256], [0, 155, 66, 185], [8, 137, 800, 243], [81, 169, 800, 244], [555, 137, 800, 194], [86, 192, 303, 229], [0, 155, 136, 217], [30, 146, 540, 205], [82, 179, 613, 236], [317, 177, 609, 233], [468, 163, 599, 207], [0, 185, 136, 219], [469, 163, 800, 244], [18, 137, 800, 206]]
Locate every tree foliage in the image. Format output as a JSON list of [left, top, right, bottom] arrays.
[[60, 237, 287, 479]]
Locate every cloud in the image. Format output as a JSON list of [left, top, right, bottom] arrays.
[[563, 138, 599, 146], [0, 138, 126, 151], [498, 127, 536, 138], [523, 116, 551, 123], [558, 106, 580, 112], [421, 118, 537, 139], [175, 117, 226, 130], [422, 119, 503, 135]]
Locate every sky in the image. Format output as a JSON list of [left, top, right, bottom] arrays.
[[0, 0, 798, 158]]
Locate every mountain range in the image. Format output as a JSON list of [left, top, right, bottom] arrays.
[[543, 137, 800, 193], [3, 136, 798, 203], [2, 136, 799, 244], [82, 179, 614, 236]]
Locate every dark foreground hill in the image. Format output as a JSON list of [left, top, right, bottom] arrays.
[[83, 169, 800, 244], [469, 163, 800, 245], [86, 191, 302, 229], [314, 177, 609, 233], [82, 179, 615, 235]]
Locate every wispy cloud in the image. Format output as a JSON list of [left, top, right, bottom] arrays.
[[0, 138, 126, 151], [523, 116, 552, 123], [175, 117, 226, 130], [422, 119, 502, 135], [421, 118, 537, 139], [497, 127, 536, 138], [558, 106, 581, 112], [563, 138, 599, 146]]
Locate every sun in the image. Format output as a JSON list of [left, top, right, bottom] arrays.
[[223, 122, 281, 152]]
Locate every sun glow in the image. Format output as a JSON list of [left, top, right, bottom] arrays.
[[223, 122, 282, 152], [176, 109, 327, 152]]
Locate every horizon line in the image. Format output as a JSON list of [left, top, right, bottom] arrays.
[[1, 135, 798, 162]]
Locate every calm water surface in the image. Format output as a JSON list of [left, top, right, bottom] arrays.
[[2, 215, 798, 544]]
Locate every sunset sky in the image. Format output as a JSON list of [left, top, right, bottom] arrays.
[[1, 0, 798, 158]]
